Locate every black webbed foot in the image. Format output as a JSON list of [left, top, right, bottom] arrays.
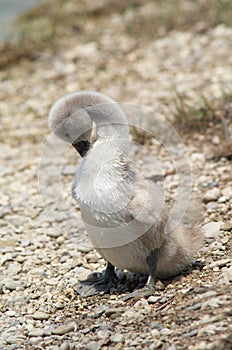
[[122, 283, 156, 301], [75, 262, 118, 297]]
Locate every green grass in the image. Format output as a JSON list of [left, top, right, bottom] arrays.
[[173, 89, 232, 131], [171, 88, 232, 159], [130, 89, 232, 153]]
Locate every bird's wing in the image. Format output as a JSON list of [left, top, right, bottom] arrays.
[[124, 167, 168, 249]]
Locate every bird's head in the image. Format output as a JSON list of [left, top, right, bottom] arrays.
[[48, 93, 93, 157]]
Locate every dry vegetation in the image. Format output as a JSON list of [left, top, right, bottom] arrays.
[[172, 89, 232, 157], [1, 0, 232, 69]]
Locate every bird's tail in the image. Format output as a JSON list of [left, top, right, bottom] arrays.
[[157, 223, 204, 279]]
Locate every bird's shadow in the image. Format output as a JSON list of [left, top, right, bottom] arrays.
[[75, 260, 205, 297]]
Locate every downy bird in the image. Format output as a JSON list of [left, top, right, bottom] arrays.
[[48, 91, 203, 298]]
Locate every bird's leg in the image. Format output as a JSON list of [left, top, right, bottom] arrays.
[[145, 248, 159, 289], [103, 261, 118, 283], [75, 261, 118, 297], [122, 249, 159, 301], [94, 261, 118, 286]]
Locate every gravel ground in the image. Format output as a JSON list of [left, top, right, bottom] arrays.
[[0, 1, 232, 349]]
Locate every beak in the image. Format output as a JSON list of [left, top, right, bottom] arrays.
[[72, 140, 90, 157]]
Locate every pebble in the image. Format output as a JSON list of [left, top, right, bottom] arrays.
[[203, 188, 221, 203], [151, 329, 160, 337], [29, 328, 45, 337], [29, 336, 43, 343], [105, 308, 124, 318], [6, 335, 26, 345], [200, 290, 217, 299], [93, 305, 108, 318], [134, 298, 150, 310], [122, 310, 140, 319], [32, 311, 50, 320], [46, 230, 60, 238], [57, 236, 65, 244], [209, 241, 223, 251], [212, 136, 220, 145], [158, 297, 167, 304], [203, 221, 221, 238], [6, 262, 21, 275], [86, 252, 100, 263], [4, 281, 18, 291], [51, 322, 77, 335], [54, 302, 65, 310], [191, 153, 205, 161], [223, 265, 232, 282], [222, 186, 232, 197], [5, 310, 16, 317], [160, 328, 172, 335], [148, 296, 160, 304], [206, 202, 218, 210], [46, 278, 59, 286], [110, 333, 125, 343], [97, 329, 110, 340], [60, 343, 70, 350], [155, 280, 166, 290], [21, 239, 31, 247], [208, 258, 231, 269], [85, 341, 101, 350], [150, 340, 163, 349], [186, 303, 202, 311], [218, 196, 229, 203], [182, 329, 198, 338], [223, 221, 232, 231], [201, 181, 218, 188], [76, 243, 93, 253]]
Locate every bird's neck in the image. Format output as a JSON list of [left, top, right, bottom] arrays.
[[74, 91, 129, 140], [74, 138, 134, 212]]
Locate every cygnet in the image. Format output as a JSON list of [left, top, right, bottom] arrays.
[[48, 91, 203, 298]]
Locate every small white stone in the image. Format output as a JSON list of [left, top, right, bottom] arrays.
[[203, 221, 221, 238], [123, 310, 140, 318], [32, 311, 50, 320], [5, 310, 16, 317], [110, 333, 125, 343], [97, 329, 110, 340], [51, 322, 77, 335], [29, 328, 45, 337], [218, 196, 229, 203], [212, 136, 220, 145], [134, 298, 150, 310], [203, 188, 221, 203], [148, 296, 160, 304], [224, 265, 232, 282], [4, 281, 18, 291], [191, 153, 205, 161], [160, 328, 172, 335], [151, 329, 160, 337]]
